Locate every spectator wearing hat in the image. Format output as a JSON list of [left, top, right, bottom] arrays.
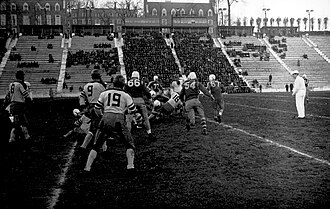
[[291, 70, 306, 119]]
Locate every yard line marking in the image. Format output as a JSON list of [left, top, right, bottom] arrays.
[[226, 94, 330, 100], [227, 102, 330, 120], [47, 141, 77, 209], [208, 119, 330, 167]]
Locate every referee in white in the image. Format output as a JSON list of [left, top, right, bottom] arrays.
[[291, 70, 306, 119]]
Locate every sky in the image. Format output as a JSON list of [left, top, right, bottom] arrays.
[[96, 0, 330, 20]]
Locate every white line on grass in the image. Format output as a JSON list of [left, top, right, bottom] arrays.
[[208, 119, 330, 166], [227, 102, 330, 120], [47, 141, 77, 209]]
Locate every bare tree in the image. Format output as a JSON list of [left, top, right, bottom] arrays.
[[324, 17, 328, 30], [303, 17, 308, 30], [102, 0, 143, 27], [318, 18, 321, 30], [276, 17, 281, 27], [218, 0, 239, 26]]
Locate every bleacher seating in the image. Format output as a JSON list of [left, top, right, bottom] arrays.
[[64, 35, 119, 94], [220, 35, 289, 90], [0, 35, 63, 97]]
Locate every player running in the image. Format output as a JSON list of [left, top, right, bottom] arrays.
[[206, 74, 225, 123], [84, 74, 137, 172], [179, 72, 214, 135], [78, 69, 107, 151]]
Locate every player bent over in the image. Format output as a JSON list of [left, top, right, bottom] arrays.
[[84, 74, 137, 172], [148, 89, 183, 121], [207, 74, 225, 123]]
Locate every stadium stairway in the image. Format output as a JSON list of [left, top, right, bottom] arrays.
[[277, 36, 330, 90], [304, 36, 330, 64], [214, 37, 250, 88], [218, 36, 290, 92]]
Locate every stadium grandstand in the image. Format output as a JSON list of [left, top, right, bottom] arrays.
[[0, 0, 330, 98]]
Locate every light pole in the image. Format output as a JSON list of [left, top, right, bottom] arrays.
[[262, 8, 270, 19], [306, 9, 314, 31], [219, 8, 226, 26]]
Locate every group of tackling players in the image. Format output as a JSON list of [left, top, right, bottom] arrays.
[[71, 68, 225, 173]]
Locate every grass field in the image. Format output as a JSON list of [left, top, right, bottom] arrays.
[[1, 91, 329, 209]]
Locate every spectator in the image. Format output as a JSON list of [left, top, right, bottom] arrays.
[[289, 83, 294, 92], [269, 74, 272, 83]]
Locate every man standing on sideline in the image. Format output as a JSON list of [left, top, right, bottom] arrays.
[[179, 72, 215, 135], [291, 70, 306, 119], [78, 70, 106, 151], [5, 70, 32, 143]]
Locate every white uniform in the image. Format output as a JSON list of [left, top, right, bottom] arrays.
[[292, 76, 306, 118]]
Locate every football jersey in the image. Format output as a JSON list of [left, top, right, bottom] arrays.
[[180, 79, 212, 102], [167, 91, 181, 109], [125, 78, 151, 99], [147, 80, 163, 93], [8, 81, 30, 103], [207, 81, 224, 98], [95, 88, 136, 114], [79, 81, 106, 106]]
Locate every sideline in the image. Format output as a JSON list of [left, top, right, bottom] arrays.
[[227, 102, 330, 120], [207, 119, 330, 167], [47, 141, 77, 209]]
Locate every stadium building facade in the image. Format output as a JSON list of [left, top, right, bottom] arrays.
[[0, 0, 218, 36]]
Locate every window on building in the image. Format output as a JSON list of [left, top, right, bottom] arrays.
[[180, 9, 185, 16], [208, 9, 213, 17], [45, 3, 50, 11], [171, 9, 175, 16], [0, 14, 6, 26], [36, 15, 42, 25], [0, 3, 6, 11], [88, 19, 91, 24], [199, 9, 203, 17], [152, 8, 157, 16], [95, 19, 100, 25], [55, 15, 61, 25], [162, 8, 167, 16], [23, 3, 29, 11], [11, 3, 17, 11], [162, 19, 168, 25], [190, 9, 195, 16], [209, 27, 213, 34], [55, 3, 60, 11], [72, 13, 77, 17], [23, 16, 30, 25], [82, 19, 86, 24], [72, 19, 77, 25], [46, 14, 51, 25], [208, 19, 213, 25]]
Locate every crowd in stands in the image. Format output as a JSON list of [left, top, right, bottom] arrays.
[[122, 32, 179, 87], [173, 32, 248, 92], [66, 48, 120, 76], [17, 61, 39, 68], [94, 43, 111, 48], [41, 77, 57, 84]]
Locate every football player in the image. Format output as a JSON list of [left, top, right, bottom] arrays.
[[84, 74, 137, 172], [148, 89, 183, 121], [179, 72, 214, 135], [78, 69, 107, 151], [5, 70, 32, 143], [125, 71, 156, 141], [147, 75, 163, 95], [206, 74, 225, 123]]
